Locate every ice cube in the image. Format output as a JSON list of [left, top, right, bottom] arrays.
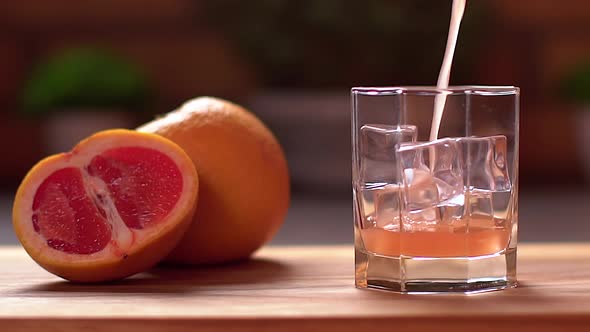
[[373, 184, 402, 229], [402, 206, 440, 231], [465, 189, 504, 232], [395, 135, 512, 231], [396, 138, 464, 209], [396, 138, 465, 229], [491, 189, 512, 221], [467, 190, 493, 217], [456, 136, 512, 229], [358, 183, 403, 230], [457, 135, 511, 191], [438, 194, 465, 225], [359, 124, 417, 184], [401, 168, 440, 210]]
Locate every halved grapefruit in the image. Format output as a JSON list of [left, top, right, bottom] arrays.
[[12, 129, 198, 282]]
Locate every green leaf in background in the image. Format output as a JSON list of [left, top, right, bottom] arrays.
[[22, 48, 150, 116], [561, 59, 590, 106]]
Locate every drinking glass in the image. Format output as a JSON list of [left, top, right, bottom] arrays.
[[352, 86, 519, 293]]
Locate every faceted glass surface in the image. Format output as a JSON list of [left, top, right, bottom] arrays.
[[352, 86, 519, 293]]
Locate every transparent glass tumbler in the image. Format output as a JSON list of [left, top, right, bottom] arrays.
[[352, 86, 519, 293]]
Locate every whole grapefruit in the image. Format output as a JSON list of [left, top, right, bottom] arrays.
[[138, 97, 289, 264]]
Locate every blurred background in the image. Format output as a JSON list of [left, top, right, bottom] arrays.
[[0, 0, 589, 245]]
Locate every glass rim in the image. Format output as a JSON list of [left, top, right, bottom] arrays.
[[351, 85, 519, 96]]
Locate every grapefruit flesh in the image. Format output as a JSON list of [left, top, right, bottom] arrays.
[[86, 147, 183, 230], [32, 167, 112, 254], [13, 129, 198, 282]]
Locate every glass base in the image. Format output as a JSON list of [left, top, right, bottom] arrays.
[[355, 247, 517, 294]]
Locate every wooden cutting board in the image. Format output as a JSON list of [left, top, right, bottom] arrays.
[[1, 244, 589, 332]]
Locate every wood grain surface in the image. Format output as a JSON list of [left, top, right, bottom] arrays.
[[1, 244, 590, 332]]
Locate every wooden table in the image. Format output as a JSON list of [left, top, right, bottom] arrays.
[[1, 244, 589, 332]]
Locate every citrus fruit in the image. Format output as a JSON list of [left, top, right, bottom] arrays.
[[12, 129, 199, 282], [138, 97, 289, 264]]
